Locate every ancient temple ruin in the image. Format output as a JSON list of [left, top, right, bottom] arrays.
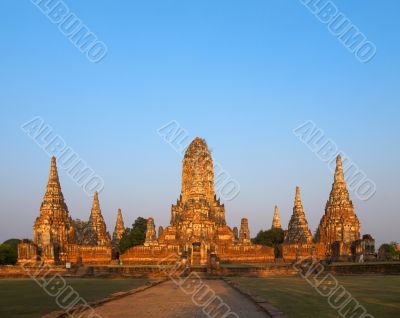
[[31, 157, 75, 264], [281, 186, 323, 262], [111, 208, 125, 259], [18, 140, 374, 266], [316, 155, 361, 261], [284, 187, 313, 244], [121, 137, 274, 265], [112, 209, 125, 243], [18, 157, 112, 264], [88, 192, 111, 246]]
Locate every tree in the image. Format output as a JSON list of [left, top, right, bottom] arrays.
[[252, 228, 284, 247], [72, 219, 98, 245], [378, 242, 400, 261], [3, 239, 20, 250], [0, 238, 20, 265], [119, 217, 147, 253]]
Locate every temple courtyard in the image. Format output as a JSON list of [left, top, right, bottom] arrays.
[[0, 275, 399, 318]]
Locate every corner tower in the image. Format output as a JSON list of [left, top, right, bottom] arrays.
[[33, 157, 74, 263], [316, 155, 360, 253], [88, 192, 111, 246], [112, 208, 125, 242], [284, 187, 313, 243]]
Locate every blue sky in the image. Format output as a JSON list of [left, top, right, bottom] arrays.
[[0, 1, 399, 247]]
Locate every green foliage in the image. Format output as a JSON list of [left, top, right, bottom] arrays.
[[72, 219, 98, 245], [252, 228, 284, 247], [2, 239, 20, 250], [0, 238, 20, 265], [378, 242, 400, 261], [119, 217, 147, 253]]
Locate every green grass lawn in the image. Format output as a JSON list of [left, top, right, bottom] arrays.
[[0, 278, 148, 318], [230, 275, 400, 318]]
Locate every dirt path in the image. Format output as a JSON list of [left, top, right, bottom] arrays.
[[81, 279, 270, 318]]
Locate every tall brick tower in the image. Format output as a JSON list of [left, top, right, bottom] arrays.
[[88, 192, 111, 246], [284, 187, 313, 243], [33, 157, 74, 263], [316, 155, 360, 258]]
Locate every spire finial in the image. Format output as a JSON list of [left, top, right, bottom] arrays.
[[272, 205, 281, 229], [116, 208, 124, 225], [293, 186, 305, 215], [113, 208, 125, 241], [91, 191, 100, 214], [44, 156, 64, 202], [334, 154, 345, 183], [295, 186, 301, 203], [48, 156, 59, 183]]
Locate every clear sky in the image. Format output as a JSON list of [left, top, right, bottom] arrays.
[[0, 1, 399, 247]]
